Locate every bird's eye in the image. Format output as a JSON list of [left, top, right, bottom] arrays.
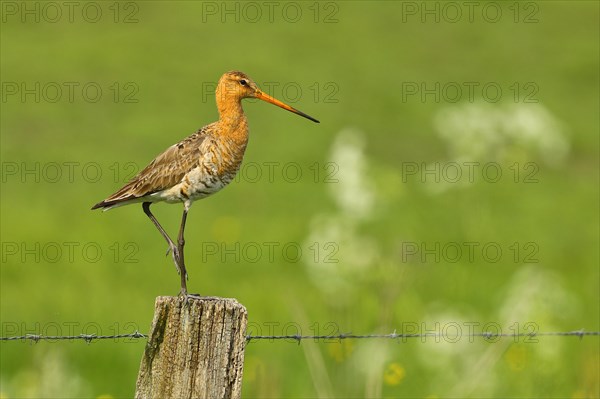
[[240, 79, 247, 86]]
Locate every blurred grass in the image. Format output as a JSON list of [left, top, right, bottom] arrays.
[[1, 1, 598, 398]]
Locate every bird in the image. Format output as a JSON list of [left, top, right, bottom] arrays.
[[92, 71, 319, 296]]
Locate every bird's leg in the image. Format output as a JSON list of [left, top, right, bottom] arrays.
[[176, 206, 189, 296], [142, 202, 182, 276]]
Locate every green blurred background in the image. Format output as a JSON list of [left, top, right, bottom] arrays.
[[1, 1, 598, 398]]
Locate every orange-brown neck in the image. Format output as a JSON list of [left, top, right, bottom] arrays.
[[215, 91, 249, 146]]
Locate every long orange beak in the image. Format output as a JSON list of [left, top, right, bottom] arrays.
[[255, 90, 320, 123]]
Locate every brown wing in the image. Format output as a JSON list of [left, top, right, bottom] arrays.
[[91, 124, 214, 209]]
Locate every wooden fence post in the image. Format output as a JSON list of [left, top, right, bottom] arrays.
[[135, 296, 248, 398]]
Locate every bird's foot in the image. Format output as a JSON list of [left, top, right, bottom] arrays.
[[180, 290, 203, 306], [181, 292, 202, 299]]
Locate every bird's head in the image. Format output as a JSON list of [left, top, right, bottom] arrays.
[[217, 71, 259, 100], [216, 71, 319, 123]]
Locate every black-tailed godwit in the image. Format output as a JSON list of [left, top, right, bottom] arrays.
[[92, 71, 319, 295]]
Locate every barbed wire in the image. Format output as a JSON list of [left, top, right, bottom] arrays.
[[0, 331, 147, 343], [1, 329, 598, 344], [245, 330, 600, 343]]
